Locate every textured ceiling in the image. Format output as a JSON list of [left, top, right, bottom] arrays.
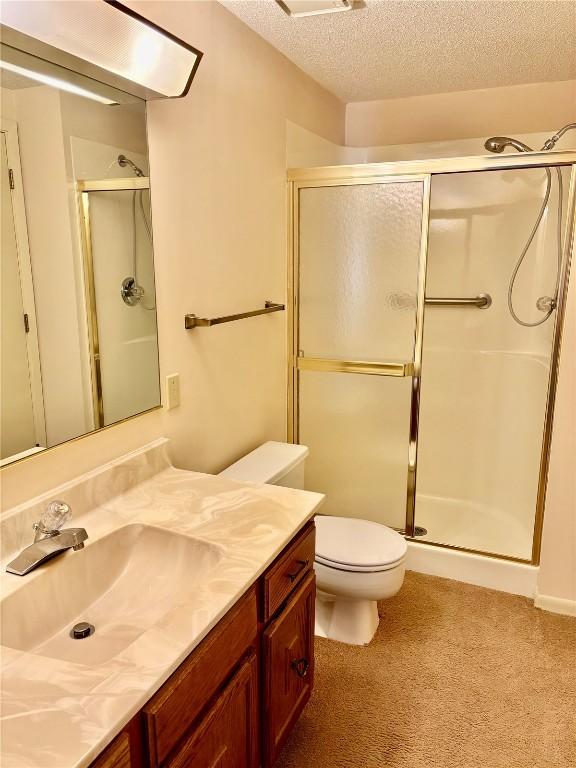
[[221, 0, 576, 102]]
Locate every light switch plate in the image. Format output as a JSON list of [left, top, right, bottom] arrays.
[[165, 373, 180, 410]]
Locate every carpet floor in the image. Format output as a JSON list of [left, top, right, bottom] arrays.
[[275, 572, 576, 768]]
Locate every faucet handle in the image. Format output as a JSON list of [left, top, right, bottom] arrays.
[[35, 500, 72, 536]]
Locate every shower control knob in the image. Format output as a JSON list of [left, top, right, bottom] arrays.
[[121, 276, 145, 306], [536, 296, 556, 312]]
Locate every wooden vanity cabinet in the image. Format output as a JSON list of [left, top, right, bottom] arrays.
[[164, 652, 259, 768], [90, 521, 315, 768], [90, 731, 132, 768], [90, 713, 148, 768], [262, 572, 316, 767], [143, 588, 259, 766]]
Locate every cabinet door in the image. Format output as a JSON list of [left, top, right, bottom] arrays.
[[165, 653, 259, 768], [262, 572, 316, 767], [143, 588, 257, 766], [90, 717, 144, 768], [91, 733, 132, 768]]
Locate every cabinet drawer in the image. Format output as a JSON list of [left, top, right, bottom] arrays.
[[165, 653, 259, 768], [262, 572, 316, 767], [143, 587, 258, 767], [262, 522, 315, 622]]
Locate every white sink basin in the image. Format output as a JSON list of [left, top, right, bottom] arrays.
[[1, 524, 223, 665]]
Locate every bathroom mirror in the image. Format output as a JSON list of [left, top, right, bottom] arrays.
[[0, 48, 160, 467]]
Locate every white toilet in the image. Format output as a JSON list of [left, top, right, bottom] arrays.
[[220, 441, 407, 646]]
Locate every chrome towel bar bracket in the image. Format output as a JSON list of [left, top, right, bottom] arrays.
[[185, 300, 285, 329], [425, 293, 492, 309]]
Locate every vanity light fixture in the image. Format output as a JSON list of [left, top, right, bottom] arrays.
[[0, 59, 118, 106], [275, 0, 354, 17], [0, 0, 203, 101]]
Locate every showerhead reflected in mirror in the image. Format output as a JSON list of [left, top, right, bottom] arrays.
[[0, 49, 160, 467]]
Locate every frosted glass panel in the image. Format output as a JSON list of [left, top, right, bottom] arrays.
[[299, 371, 412, 530], [299, 181, 423, 361]]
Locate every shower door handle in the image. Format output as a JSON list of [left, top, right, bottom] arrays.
[[425, 293, 492, 309]]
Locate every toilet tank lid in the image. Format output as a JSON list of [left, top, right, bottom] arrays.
[[219, 441, 309, 484]]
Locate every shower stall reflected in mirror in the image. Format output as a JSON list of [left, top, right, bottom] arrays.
[[288, 154, 576, 564], [78, 177, 160, 429]]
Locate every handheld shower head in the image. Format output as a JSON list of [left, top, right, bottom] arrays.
[[484, 137, 506, 154], [484, 136, 533, 154], [118, 154, 145, 177]]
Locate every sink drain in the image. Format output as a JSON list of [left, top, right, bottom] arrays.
[[70, 622, 95, 639]]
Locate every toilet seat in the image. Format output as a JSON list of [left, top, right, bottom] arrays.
[[315, 516, 407, 573], [315, 554, 405, 573]]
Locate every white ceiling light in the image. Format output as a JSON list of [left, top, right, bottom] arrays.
[[0, 59, 118, 105], [0, 0, 203, 100], [275, 1, 353, 17]]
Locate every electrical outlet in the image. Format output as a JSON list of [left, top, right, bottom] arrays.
[[165, 373, 180, 410]]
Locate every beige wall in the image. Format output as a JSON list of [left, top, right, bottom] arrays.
[[0, 0, 344, 510], [346, 80, 576, 147], [140, 0, 343, 478]]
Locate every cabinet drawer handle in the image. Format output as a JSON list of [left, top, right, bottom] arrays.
[[287, 559, 309, 582], [291, 657, 309, 678]]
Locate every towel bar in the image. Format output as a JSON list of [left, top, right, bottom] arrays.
[[185, 300, 285, 329]]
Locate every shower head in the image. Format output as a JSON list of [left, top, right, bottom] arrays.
[[118, 154, 145, 177], [484, 136, 533, 154]]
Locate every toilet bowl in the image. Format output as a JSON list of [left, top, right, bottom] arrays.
[[220, 442, 406, 646], [314, 515, 406, 645]]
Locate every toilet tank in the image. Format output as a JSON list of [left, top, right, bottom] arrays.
[[219, 441, 309, 489]]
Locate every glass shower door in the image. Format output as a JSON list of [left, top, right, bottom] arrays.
[[415, 165, 572, 560], [294, 179, 427, 531]]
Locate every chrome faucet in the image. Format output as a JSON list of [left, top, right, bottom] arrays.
[[6, 501, 88, 576]]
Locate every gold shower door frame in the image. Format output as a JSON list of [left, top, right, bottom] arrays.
[[287, 151, 576, 565]]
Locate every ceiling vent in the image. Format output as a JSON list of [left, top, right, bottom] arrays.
[[275, 1, 354, 17]]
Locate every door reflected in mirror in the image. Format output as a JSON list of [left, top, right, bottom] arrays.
[[0, 60, 160, 466]]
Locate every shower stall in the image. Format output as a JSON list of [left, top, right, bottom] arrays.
[[288, 150, 576, 565], [78, 175, 160, 430]]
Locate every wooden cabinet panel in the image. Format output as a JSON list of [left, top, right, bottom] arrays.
[[91, 732, 131, 768], [262, 572, 316, 767], [143, 587, 258, 767], [262, 523, 315, 622], [165, 653, 259, 768], [90, 716, 145, 768]]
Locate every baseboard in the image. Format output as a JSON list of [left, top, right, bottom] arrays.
[[534, 593, 576, 617], [406, 540, 538, 598]]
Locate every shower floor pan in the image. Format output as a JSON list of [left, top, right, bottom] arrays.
[[414, 494, 533, 561]]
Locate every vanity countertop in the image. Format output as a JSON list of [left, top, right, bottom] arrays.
[[0, 439, 324, 768]]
